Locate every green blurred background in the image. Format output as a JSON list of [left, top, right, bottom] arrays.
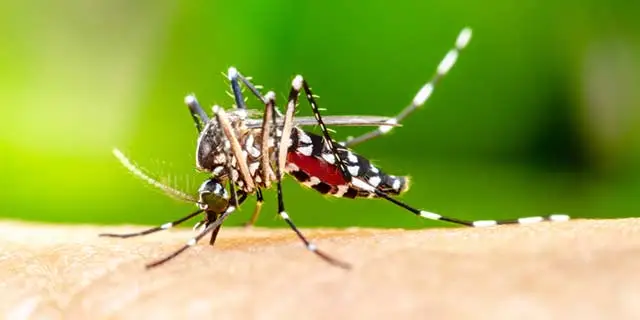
[[1, 0, 639, 229]]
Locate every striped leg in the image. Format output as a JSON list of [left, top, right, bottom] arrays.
[[227, 67, 266, 106], [99, 209, 204, 239], [267, 91, 351, 269], [184, 94, 210, 133], [146, 202, 238, 269], [293, 75, 571, 227], [343, 27, 473, 148]]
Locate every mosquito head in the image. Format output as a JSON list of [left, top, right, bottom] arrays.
[[197, 178, 230, 213]]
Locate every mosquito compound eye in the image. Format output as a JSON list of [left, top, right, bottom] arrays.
[[198, 191, 229, 213], [197, 178, 230, 212]]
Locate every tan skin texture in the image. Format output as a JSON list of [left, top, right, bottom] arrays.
[[1, 219, 639, 319]]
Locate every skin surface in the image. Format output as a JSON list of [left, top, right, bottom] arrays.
[[0, 219, 639, 319]]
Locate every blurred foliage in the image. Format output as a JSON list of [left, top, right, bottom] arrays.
[[1, 0, 639, 229]]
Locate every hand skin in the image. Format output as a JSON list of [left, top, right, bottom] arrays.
[[0, 219, 639, 319]]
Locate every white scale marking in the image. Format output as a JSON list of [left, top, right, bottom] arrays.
[[351, 177, 375, 192], [322, 153, 336, 164], [550, 214, 570, 221], [368, 176, 381, 187], [473, 220, 498, 227], [413, 83, 434, 106], [347, 165, 360, 176], [379, 118, 397, 134], [392, 179, 401, 190], [298, 131, 312, 144], [249, 161, 260, 175], [518, 216, 544, 224], [420, 211, 442, 220], [160, 222, 173, 229], [298, 145, 313, 156]]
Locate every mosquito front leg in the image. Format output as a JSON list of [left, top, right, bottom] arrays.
[[343, 27, 473, 147], [99, 209, 204, 239], [212, 105, 256, 192], [146, 203, 237, 269]]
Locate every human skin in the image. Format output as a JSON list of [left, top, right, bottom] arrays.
[[0, 219, 638, 319]]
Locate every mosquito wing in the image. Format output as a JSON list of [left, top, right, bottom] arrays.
[[244, 116, 402, 129]]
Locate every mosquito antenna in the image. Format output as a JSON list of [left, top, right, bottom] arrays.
[[112, 148, 197, 203]]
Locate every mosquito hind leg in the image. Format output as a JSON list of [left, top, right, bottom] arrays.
[[291, 73, 571, 228], [266, 90, 350, 269], [343, 27, 473, 147]]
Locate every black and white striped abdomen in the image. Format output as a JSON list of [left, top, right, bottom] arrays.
[[286, 128, 410, 199]]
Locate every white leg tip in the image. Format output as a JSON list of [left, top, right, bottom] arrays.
[[160, 222, 173, 230], [292, 75, 304, 90], [184, 94, 197, 106], [228, 66, 238, 80], [378, 118, 397, 134], [264, 91, 276, 101]]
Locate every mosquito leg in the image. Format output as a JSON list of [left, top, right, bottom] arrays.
[[365, 183, 570, 227], [146, 181, 241, 269], [343, 27, 473, 147], [184, 94, 210, 132], [228, 67, 266, 106], [243, 188, 264, 228], [228, 67, 284, 116], [268, 93, 351, 269], [99, 209, 204, 238], [294, 75, 571, 228], [145, 206, 236, 269], [206, 213, 223, 246], [212, 105, 256, 192]]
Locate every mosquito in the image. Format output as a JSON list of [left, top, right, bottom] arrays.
[[101, 27, 569, 269]]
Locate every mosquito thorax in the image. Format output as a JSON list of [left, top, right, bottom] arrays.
[[197, 178, 230, 212], [195, 110, 248, 173]]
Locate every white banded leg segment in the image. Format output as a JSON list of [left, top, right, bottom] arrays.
[[372, 187, 570, 228], [344, 27, 474, 148], [145, 204, 237, 269], [419, 211, 442, 221], [278, 209, 350, 269], [99, 209, 204, 239], [472, 220, 498, 227], [550, 214, 570, 222]]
